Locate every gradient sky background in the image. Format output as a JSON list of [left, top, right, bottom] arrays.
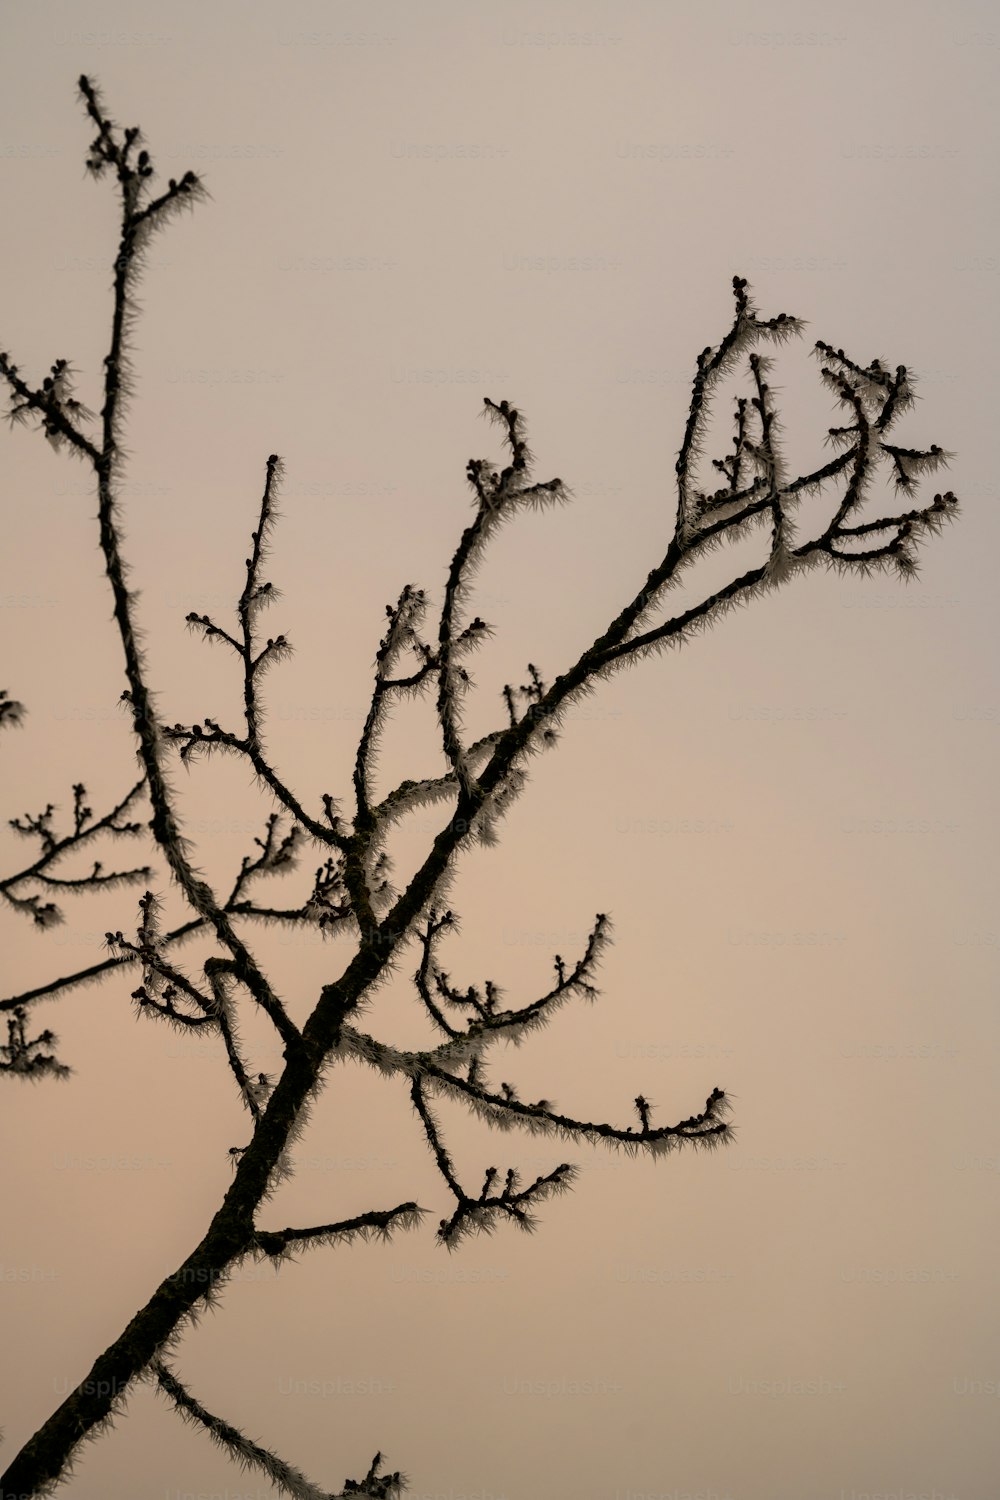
[[1, 3, 998, 1498]]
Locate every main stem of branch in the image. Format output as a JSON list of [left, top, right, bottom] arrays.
[[0, 986, 362, 1499]]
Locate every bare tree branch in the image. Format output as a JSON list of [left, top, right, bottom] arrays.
[[0, 76, 959, 1500], [152, 1359, 406, 1500], [2, 777, 150, 929]]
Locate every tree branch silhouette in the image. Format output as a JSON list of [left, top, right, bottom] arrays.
[[0, 77, 958, 1500]]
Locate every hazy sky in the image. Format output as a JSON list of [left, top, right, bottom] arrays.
[[1, 3, 998, 1499]]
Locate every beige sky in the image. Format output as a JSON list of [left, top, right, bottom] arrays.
[[1, 3, 998, 1498]]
